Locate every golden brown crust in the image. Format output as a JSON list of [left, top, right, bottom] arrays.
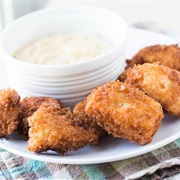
[[73, 100, 106, 136], [0, 88, 21, 137], [125, 63, 180, 116], [118, 68, 129, 82], [126, 44, 180, 70], [85, 81, 164, 145], [28, 101, 104, 156], [17, 97, 61, 140]]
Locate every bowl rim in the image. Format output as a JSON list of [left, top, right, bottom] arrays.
[[0, 5, 127, 69]]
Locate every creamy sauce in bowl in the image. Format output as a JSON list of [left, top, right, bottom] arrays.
[[14, 34, 113, 65]]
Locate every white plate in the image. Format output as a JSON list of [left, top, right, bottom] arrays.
[[0, 28, 180, 164]]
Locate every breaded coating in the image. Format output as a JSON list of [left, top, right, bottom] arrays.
[[125, 63, 180, 116], [85, 81, 164, 145], [28, 102, 104, 155], [0, 89, 21, 137], [118, 69, 129, 82], [126, 44, 180, 70], [18, 97, 61, 140], [73, 100, 106, 137]]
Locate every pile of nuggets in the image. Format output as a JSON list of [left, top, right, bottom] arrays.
[[0, 44, 180, 156]]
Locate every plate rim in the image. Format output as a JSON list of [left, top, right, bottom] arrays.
[[0, 129, 180, 164]]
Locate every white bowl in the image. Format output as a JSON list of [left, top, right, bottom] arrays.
[[6, 51, 125, 84], [11, 59, 123, 95], [0, 6, 127, 108]]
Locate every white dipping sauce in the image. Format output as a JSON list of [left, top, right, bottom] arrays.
[[14, 34, 113, 65]]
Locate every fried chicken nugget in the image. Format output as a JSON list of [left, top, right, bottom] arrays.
[[125, 63, 180, 116], [18, 97, 61, 140], [85, 81, 164, 145], [119, 44, 180, 82], [28, 101, 104, 155], [0, 88, 21, 137], [126, 44, 180, 70]]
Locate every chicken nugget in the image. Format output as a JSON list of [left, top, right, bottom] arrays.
[[119, 44, 180, 82], [125, 63, 180, 116], [18, 97, 61, 140], [85, 81, 164, 145], [126, 44, 180, 70], [0, 88, 21, 137], [28, 101, 103, 155]]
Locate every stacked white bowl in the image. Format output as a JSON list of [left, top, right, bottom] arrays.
[[0, 6, 127, 108]]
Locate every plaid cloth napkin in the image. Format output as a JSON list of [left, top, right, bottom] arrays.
[[0, 22, 180, 180]]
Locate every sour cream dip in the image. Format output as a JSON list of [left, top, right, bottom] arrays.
[[14, 34, 113, 65]]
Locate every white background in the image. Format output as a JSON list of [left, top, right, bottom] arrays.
[[1, 0, 180, 35]]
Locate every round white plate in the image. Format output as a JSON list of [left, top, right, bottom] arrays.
[[0, 28, 180, 164]]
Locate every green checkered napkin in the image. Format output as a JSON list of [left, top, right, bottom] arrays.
[[0, 138, 179, 180]]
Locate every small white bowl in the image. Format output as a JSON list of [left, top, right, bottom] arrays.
[[7, 52, 125, 84], [11, 60, 122, 95], [0, 6, 127, 108]]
